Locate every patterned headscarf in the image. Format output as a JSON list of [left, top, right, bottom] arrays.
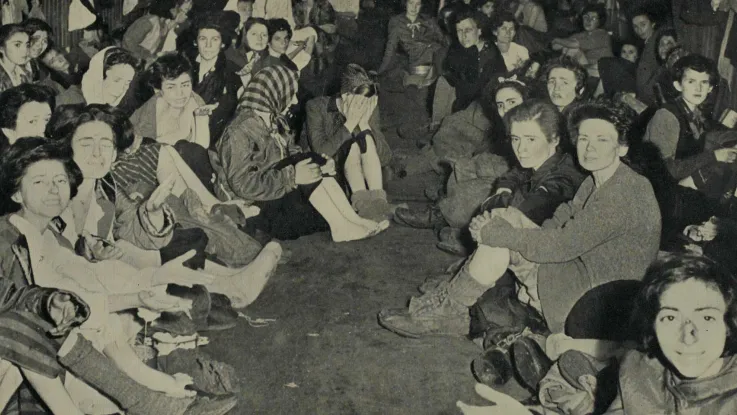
[[340, 64, 378, 95], [239, 65, 299, 132]]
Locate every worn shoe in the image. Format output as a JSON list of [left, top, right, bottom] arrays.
[[424, 186, 446, 202], [436, 239, 469, 257], [393, 205, 447, 229], [378, 283, 470, 338], [511, 335, 553, 393], [417, 273, 451, 294], [471, 327, 531, 387], [183, 393, 238, 415]]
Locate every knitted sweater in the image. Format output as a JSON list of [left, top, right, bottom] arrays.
[[479, 162, 661, 332]]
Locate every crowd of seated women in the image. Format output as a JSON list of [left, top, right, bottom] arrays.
[[1, 0, 737, 413]]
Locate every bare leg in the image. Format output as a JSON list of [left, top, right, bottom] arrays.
[[309, 181, 382, 242], [344, 143, 367, 192], [466, 245, 511, 286], [360, 135, 384, 190], [320, 177, 388, 231]]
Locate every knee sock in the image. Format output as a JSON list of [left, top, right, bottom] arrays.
[[57, 334, 193, 415]]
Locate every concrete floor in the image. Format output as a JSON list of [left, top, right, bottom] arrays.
[[202, 88, 531, 414]]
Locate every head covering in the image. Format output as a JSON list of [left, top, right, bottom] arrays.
[[239, 65, 299, 132], [81, 46, 127, 107], [340, 64, 378, 95]]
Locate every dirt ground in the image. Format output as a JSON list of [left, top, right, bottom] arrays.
[[202, 88, 531, 414]]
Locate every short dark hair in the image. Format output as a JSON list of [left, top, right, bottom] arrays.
[[149, 0, 181, 18], [630, 254, 737, 357], [493, 78, 530, 102], [672, 54, 719, 86], [505, 99, 561, 143], [566, 96, 636, 147], [0, 24, 29, 49], [490, 11, 517, 33], [0, 137, 83, 215], [46, 104, 134, 152], [539, 55, 588, 94], [148, 52, 193, 90], [22, 18, 52, 36], [613, 37, 639, 56], [0, 84, 56, 130], [580, 3, 606, 29], [194, 11, 234, 48], [102, 47, 139, 79], [266, 18, 292, 42], [454, 7, 482, 30]]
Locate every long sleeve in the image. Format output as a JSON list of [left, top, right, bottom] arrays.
[[644, 108, 718, 180], [218, 116, 297, 201], [378, 17, 401, 73], [513, 171, 582, 226], [304, 99, 352, 157], [122, 17, 156, 62]]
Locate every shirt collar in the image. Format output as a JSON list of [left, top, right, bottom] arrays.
[[196, 54, 219, 82], [0, 59, 26, 86]]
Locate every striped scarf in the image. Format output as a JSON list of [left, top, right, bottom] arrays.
[[239, 65, 299, 134]]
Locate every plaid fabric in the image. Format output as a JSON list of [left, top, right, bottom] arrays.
[[239, 65, 298, 133]]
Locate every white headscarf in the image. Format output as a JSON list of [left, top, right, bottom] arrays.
[[81, 47, 125, 107]]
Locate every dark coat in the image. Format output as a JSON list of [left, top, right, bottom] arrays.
[[443, 42, 507, 112]]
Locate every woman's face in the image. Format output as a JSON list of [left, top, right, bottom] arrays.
[[582, 11, 601, 32], [480, 1, 494, 17], [15, 159, 70, 220], [495, 86, 523, 117], [620, 44, 638, 63], [41, 49, 71, 73], [655, 278, 727, 379], [632, 14, 655, 42], [547, 67, 579, 110], [102, 64, 135, 106], [406, 0, 422, 19], [159, 73, 193, 109], [510, 119, 558, 170], [246, 23, 268, 51], [494, 21, 516, 44], [575, 118, 626, 172], [13, 101, 52, 139], [269, 30, 290, 56], [197, 28, 223, 61], [658, 35, 678, 61], [173, 0, 192, 24], [29, 30, 49, 59], [71, 121, 117, 179], [1, 32, 30, 66], [675, 68, 713, 108]]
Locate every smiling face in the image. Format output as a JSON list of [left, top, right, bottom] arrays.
[[245, 23, 268, 51], [494, 21, 516, 44], [655, 278, 727, 379], [495, 86, 524, 117], [406, 0, 422, 19], [14, 101, 52, 139], [456, 18, 481, 49], [510, 119, 558, 170], [269, 30, 290, 55], [159, 72, 193, 109], [658, 35, 677, 61], [547, 67, 579, 110], [632, 14, 655, 42], [102, 64, 135, 106], [29, 30, 49, 59], [197, 28, 223, 61], [620, 44, 638, 63], [675, 68, 714, 108], [576, 118, 627, 173], [582, 11, 600, 32], [14, 159, 71, 220], [71, 121, 117, 179], [1, 32, 30, 66]]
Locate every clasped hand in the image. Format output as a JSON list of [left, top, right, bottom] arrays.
[[469, 211, 494, 243], [341, 94, 378, 132]]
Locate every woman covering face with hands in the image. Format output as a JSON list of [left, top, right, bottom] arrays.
[[303, 64, 394, 222]]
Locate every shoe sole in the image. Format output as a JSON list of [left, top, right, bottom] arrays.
[[377, 312, 468, 339], [510, 340, 552, 393]]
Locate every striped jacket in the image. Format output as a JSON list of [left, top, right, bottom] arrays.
[[0, 215, 90, 379]]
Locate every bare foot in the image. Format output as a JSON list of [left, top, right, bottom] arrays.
[[332, 221, 387, 242], [229, 242, 282, 308]]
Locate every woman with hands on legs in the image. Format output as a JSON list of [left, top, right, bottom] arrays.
[[303, 64, 393, 222], [214, 65, 390, 242]]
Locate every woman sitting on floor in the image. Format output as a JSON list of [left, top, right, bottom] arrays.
[[48, 104, 281, 307], [0, 83, 54, 151], [56, 47, 140, 115], [212, 65, 389, 241], [550, 3, 612, 78], [303, 64, 393, 222]]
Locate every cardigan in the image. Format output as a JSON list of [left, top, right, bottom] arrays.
[[479, 162, 661, 332]]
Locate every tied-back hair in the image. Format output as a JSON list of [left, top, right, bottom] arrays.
[[340, 64, 378, 97], [630, 254, 737, 357], [0, 137, 83, 215], [504, 99, 561, 144]]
